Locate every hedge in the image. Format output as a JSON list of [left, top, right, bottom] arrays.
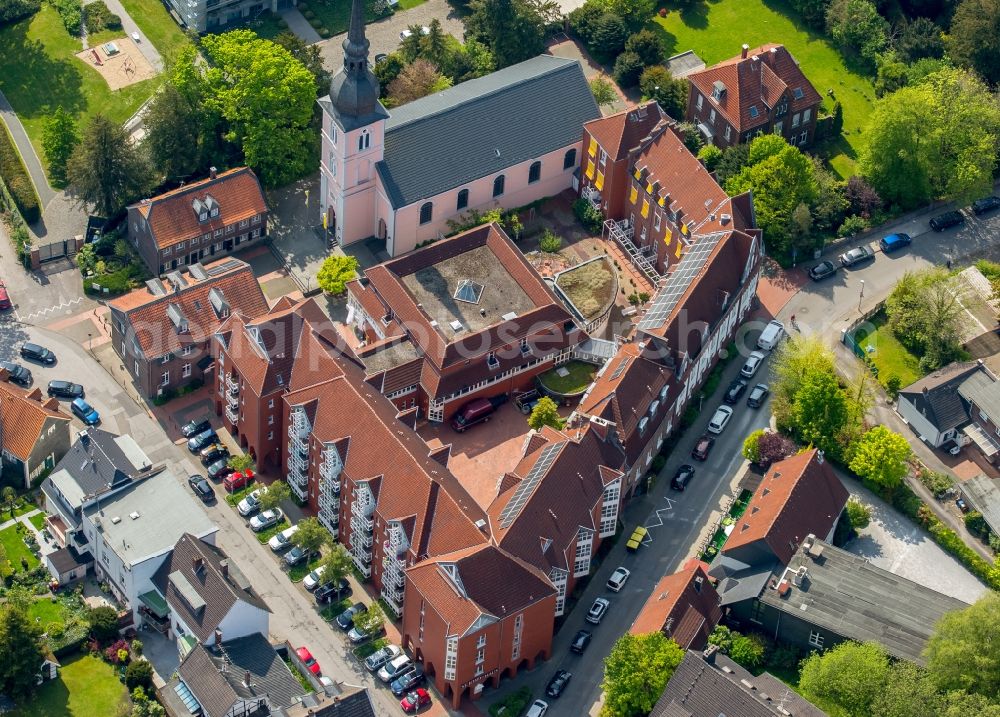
[[83, 261, 146, 296], [83, 0, 121, 31], [0, 0, 40, 25], [0, 124, 40, 224]]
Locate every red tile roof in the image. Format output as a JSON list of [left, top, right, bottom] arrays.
[[687, 44, 822, 133], [722, 449, 849, 565], [130, 168, 267, 250], [109, 258, 269, 359], [583, 102, 670, 162], [630, 564, 721, 649], [0, 377, 70, 461]]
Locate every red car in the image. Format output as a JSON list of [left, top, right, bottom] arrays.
[[296, 646, 321, 676], [400, 688, 431, 713], [691, 435, 715, 461], [0, 281, 11, 310], [223, 469, 255, 493]]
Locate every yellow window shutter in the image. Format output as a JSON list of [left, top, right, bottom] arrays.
[[629, 185, 638, 204], [586, 159, 595, 179], [595, 171, 605, 190], [646, 182, 653, 194], [633, 168, 642, 180], [641, 199, 649, 218], [664, 228, 672, 245], [588, 138, 598, 157], [658, 196, 666, 207], [675, 241, 683, 258]]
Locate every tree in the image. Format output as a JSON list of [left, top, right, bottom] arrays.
[[742, 429, 764, 464], [422, 18, 447, 65], [590, 78, 618, 108], [638, 65, 687, 119], [613, 50, 644, 87], [825, 0, 889, 68], [602, 633, 684, 716], [845, 176, 882, 219], [466, 0, 559, 68], [142, 84, 202, 182], [257, 481, 290, 512], [846, 497, 871, 529], [926, 592, 1000, 700], [875, 53, 910, 97], [528, 397, 563, 431], [885, 268, 964, 369], [273, 31, 331, 97], [293, 517, 331, 555], [0, 0, 40, 25], [789, 202, 812, 243], [398, 25, 424, 62], [317, 543, 353, 588], [870, 662, 944, 717], [130, 687, 166, 717], [125, 660, 154, 691], [849, 425, 911, 493], [697, 144, 723, 171], [590, 13, 628, 60], [799, 641, 892, 717], [964, 510, 989, 539], [861, 68, 1000, 210], [770, 334, 836, 426], [373, 51, 406, 91], [792, 370, 850, 457], [0, 604, 44, 700], [715, 143, 750, 185], [200, 31, 317, 187], [67, 114, 152, 217], [676, 122, 704, 154], [757, 431, 796, 467], [87, 605, 120, 643], [789, 0, 830, 28], [1, 487, 15, 518], [41, 107, 79, 188], [387, 58, 452, 105], [227, 453, 256, 473], [809, 159, 848, 235], [316, 255, 359, 295], [707, 625, 766, 669], [898, 17, 944, 62], [624, 29, 663, 65], [596, 0, 654, 28], [947, 0, 1000, 86], [353, 601, 385, 635], [0, 544, 10, 579]]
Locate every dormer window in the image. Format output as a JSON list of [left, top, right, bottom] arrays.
[[749, 105, 760, 119], [712, 80, 726, 101], [793, 87, 804, 100]]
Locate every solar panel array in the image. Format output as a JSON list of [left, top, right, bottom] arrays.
[[610, 355, 632, 381], [498, 441, 563, 528], [638, 232, 727, 332]]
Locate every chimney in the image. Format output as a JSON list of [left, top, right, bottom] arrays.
[[219, 559, 229, 577], [210, 166, 218, 180], [816, 449, 825, 465], [703, 644, 719, 664], [741, 43, 749, 59], [243, 670, 252, 688], [922, 386, 929, 396], [215, 628, 222, 645]]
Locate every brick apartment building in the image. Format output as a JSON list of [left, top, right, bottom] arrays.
[[630, 560, 721, 650], [126, 167, 268, 276], [685, 44, 823, 149], [346, 223, 586, 421], [110, 258, 269, 398]]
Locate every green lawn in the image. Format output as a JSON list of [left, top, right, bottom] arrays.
[[288, 555, 322, 582], [28, 598, 69, 627], [0, 523, 39, 571], [537, 360, 598, 395], [12, 653, 129, 717], [302, 0, 408, 37], [853, 311, 923, 387], [13, 498, 38, 517], [116, 0, 193, 65], [86, 28, 127, 46], [0, 5, 158, 177], [255, 517, 290, 544], [29, 513, 46, 531], [651, 0, 876, 178]]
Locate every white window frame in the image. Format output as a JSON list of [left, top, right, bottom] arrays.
[[161, 371, 170, 387], [182, 364, 192, 378], [809, 631, 824, 648]]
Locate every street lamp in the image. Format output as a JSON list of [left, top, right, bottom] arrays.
[[87, 332, 92, 353], [858, 279, 865, 311]]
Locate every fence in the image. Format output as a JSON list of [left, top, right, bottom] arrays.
[[841, 301, 886, 361]]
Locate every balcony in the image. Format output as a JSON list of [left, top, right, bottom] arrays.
[[582, 184, 602, 211], [226, 374, 239, 392], [351, 513, 373, 534], [319, 457, 340, 482], [351, 543, 372, 564], [605, 218, 664, 287], [381, 589, 403, 616], [288, 449, 308, 476], [227, 393, 239, 408], [225, 405, 238, 424], [353, 559, 371, 578], [351, 499, 374, 520]]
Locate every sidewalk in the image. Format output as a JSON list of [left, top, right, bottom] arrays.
[[280, 7, 321, 43]]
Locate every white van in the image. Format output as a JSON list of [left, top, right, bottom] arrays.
[[757, 320, 785, 351], [268, 524, 299, 552], [378, 654, 412, 683]]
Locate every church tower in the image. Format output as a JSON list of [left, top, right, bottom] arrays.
[[318, 0, 388, 248]]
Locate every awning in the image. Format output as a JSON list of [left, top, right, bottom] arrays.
[[697, 122, 715, 139], [178, 634, 197, 658], [138, 590, 170, 619], [197, 354, 214, 370], [964, 423, 1000, 457]]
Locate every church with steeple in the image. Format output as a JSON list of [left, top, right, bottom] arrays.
[[318, 0, 601, 257]]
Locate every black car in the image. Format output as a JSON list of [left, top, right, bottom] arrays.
[[181, 417, 212, 438], [21, 342, 55, 364], [187, 428, 217, 453], [546, 669, 572, 698], [335, 602, 366, 630], [671, 464, 695, 491], [570, 630, 592, 654], [808, 260, 837, 281], [188, 475, 215, 503], [0, 360, 32, 387], [47, 380, 84, 399], [972, 196, 1000, 216], [207, 458, 233, 480], [723, 378, 748, 405], [929, 210, 965, 232], [200, 446, 229, 466], [390, 665, 425, 697], [747, 383, 770, 409], [315, 578, 352, 605], [374, 53, 388, 63]]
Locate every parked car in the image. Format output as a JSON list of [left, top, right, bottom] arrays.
[[284, 546, 317, 567], [391, 665, 425, 697], [303, 565, 326, 591], [0, 360, 32, 387], [187, 428, 217, 453], [238, 488, 264, 516], [200, 444, 229, 465], [399, 26, 430, 40], [546, 669, 572, 698], [296, 646, 321, 676], [0, 281, 11, 310], [625, 525, 648, 552], [315, 578, 352, 604], [180, 417, 211, 438], [808, 260, 837, 281], [514, 389, 541, 415], [707, 405, 733, 435], [188, 475, 214, 503], [268, 525, 299, 552], [929, 210, 964, 232], [400, 687, 431, 713], [972, 196, 1000, 215], [365, 643, 401, 672], [348, 624, 385, 644], [249, 508, 282, 532], [956, 497, 970, 513], [47, 380, 84, 399], [526, 700, 549, 717], [20, 342, 55, 364], [207, 458, 233, 480], [570, 630, 591, 654], [756, 320, 785, 351], [691, 436, 714, 461], [335, 602, 366, 630], [70, 398, 100, 425], [606, 566, 630, 592], [838, 245, 875, 267], [740, 351, 766, 378], [747, 383, 770, 409], [451, 397, 496, 432], [671, 464, 696, 490], [378, 654, 412, 684], [223, 470, 254, 492], [879, 232, 912, 253], [723, 378, 748, 405], [374, 52, 388, 64], [585, 598, 610, 625]]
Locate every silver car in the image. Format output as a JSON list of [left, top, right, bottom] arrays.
[[741, 351, 766, 378], [249, 508, 282, 532], [838, 245, 874, 267]]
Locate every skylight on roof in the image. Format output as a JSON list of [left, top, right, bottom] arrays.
[[454, 279, 485, 304], [793, 87, 804, 100], [749, 105, 759, 118]]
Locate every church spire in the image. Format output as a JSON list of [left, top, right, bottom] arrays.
[[342, 0, 369, 67], [328, 0, 381, 122]]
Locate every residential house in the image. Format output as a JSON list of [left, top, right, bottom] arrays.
[[685, 43, 823, 148], [403, 544, 557, 707], [730, 537, 968, 664], [629, 560, 721, 650], [347, 222, 586, 421], [959, 473, 1000, 537], [150, 533, 269, 653], [80, 474, 218, 624], [163, 633, 306, 717], [319, 0, 599, 256], [955, 367, 1000, 461], [275, 686, 377, 717], [109, 257, 269, 398], [896, 361, 986, 448], [651, 647, 827, 717], [163, 0, 293, 33], [44, 545, 94, 587], [126, 167, 268, 275], [0, 373, 72, 489]]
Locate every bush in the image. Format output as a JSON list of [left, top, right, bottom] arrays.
[[591, 13, 628, 60], [612, 50, 644, 88], [319, 27, 329, 37], [125, 659, 153, 690], [572, 197, 603, 234], [624, 29, 663, 65], [742, 429, 764, 464], [489, 686, 533, 717], [87, 605, 120, 643], [698, 144, 723, 171], [83, 261, 145, 296], [48, 0, 82, 34], [539, 229, 561, 252], [83, 0, 121, 31], [0, 0, 40, 24], [846, 498, 871, 530], [651, 454, 666, 472], [277, 18, 287, 27], [302, 8, 314, 17], [837, 214, 867, 238], [918, 468, 953, 497], [308, 16, 320, 27], [0, 126, 41, 224], [316, 255, 359, 295], [964, 511, 989, 539], [9, 223, 32, 268], [729, 632, 767, 669]]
